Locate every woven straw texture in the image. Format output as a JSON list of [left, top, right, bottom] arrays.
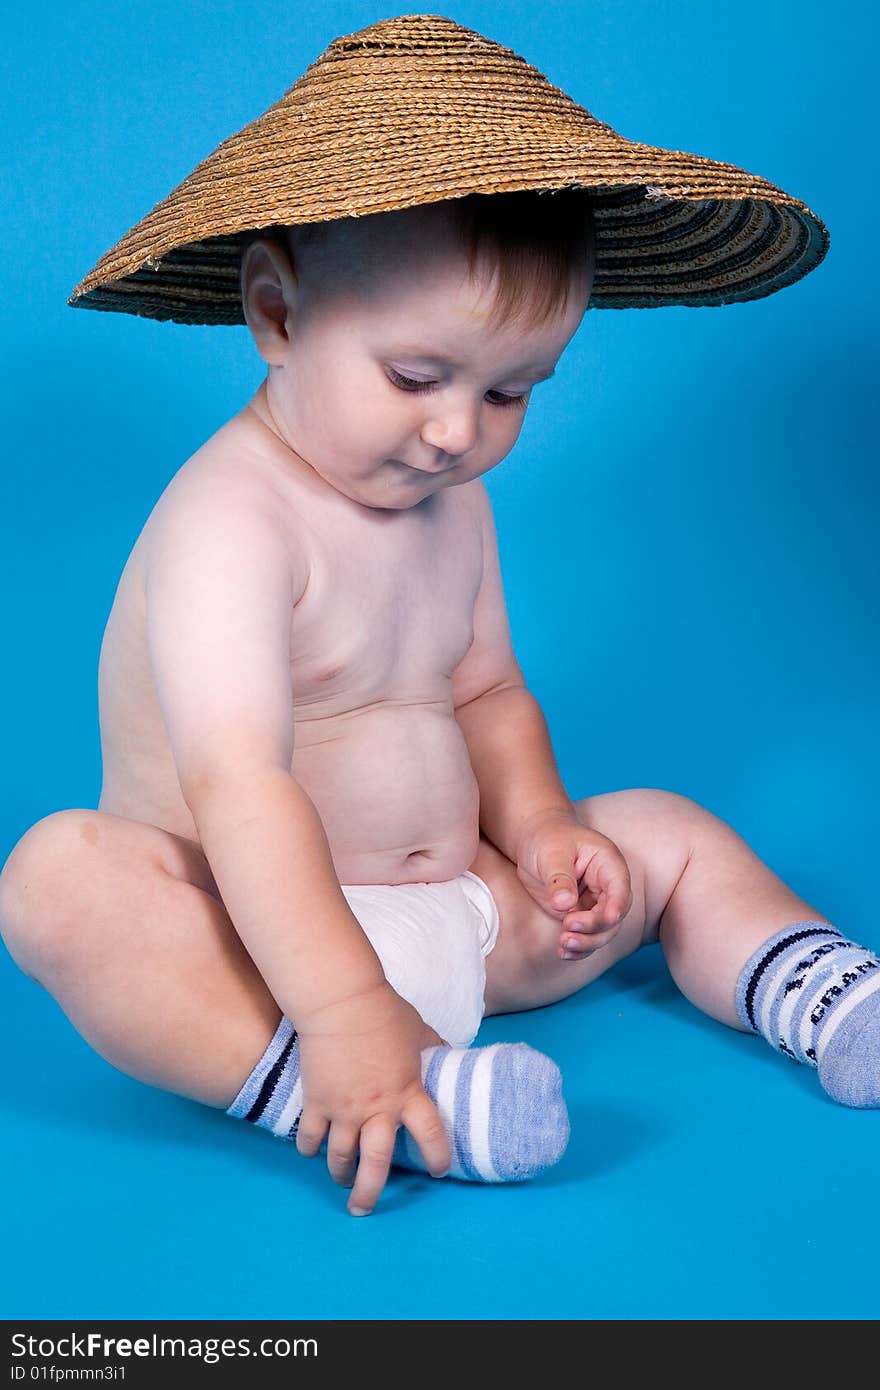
[[68, 12, 829, 322]]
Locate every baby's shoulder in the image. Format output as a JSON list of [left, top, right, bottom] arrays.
[[138, 412, 311, 597], [157, 408, 290, 515]]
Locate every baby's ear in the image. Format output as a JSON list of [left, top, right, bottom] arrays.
[[239, 232, 298, 360]]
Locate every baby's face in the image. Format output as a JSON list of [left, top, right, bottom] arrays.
[[246, 212, 591, 510]]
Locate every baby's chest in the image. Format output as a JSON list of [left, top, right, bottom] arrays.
[[290, 504, 483, 706]]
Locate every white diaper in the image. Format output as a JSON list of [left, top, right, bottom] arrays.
[[337, 870, 500, 1048]]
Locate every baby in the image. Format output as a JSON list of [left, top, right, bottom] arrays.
[[2, 18, 876, 1221]]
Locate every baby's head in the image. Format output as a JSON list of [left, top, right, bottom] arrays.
[[240, 188, 595, 509]]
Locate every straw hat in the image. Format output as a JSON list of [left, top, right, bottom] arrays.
[[68, 12, 829, 322]]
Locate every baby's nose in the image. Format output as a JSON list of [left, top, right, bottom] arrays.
[[420, 393, 481, 455], [420, 416, 478, 459]]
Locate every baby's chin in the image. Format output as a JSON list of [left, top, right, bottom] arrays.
[[316, 472, 429, 511], [364, 463, 454, 509], [313, 459, 457, 510]]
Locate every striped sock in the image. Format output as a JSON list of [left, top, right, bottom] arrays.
[[734, 920, 880, 1107], [226, 1015, 570, 1181]]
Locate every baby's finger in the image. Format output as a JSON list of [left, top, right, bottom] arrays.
[[577, 877, 629, 928], [547, 871, 579, 909], [559, 932, 596, 959], [593, 861, 632, 924], [402, 1090, 451, 1179], [563, 890, 611, 931], [560, 947, 594, 961], [295, 1107, 328, 1159], [325, 1120, 361, 1187], [575, 846, 631, 924], [561, 920, 616, 948], [560, 931, 609, 959], [604, 881, 631, 924], [347, 1115, 397, 1217], [559, 926, 617, 959]]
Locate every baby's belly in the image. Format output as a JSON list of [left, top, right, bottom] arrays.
[[292, 702, 481, 885]]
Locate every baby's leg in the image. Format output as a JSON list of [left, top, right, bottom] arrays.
[[0, 811, 566, 1183], [642, 797, 880, 1107], [0, 810, 302, 1106], [475, 789, 880, 1105]]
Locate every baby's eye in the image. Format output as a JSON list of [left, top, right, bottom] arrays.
[[385, 367, 527, 410]]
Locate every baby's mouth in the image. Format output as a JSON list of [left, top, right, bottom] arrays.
[[391, 458, 453, 477]]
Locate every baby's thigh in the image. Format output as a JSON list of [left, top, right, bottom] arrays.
[[0, 808, 222, 979], [472, 788, 695, 1015]]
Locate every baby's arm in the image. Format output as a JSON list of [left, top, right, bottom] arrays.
[[452, 483, 631, 951], [144, 474, 449, 1210]]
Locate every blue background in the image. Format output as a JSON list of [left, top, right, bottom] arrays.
[[1, 0, 877, 1321]]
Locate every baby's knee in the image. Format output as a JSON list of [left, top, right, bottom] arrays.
[[0, 810, 94, 976]]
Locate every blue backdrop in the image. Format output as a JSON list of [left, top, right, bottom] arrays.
[[1, 0, 877, 1320]]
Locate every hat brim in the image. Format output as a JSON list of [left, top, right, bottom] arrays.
[[67, 185, 828, 323]]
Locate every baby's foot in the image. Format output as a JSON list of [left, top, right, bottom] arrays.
[[393, 1042, 570, 1181], [227, 1019, 569, 1182], [817, 997, 880, 1107], [734, 921, 880, 1107]]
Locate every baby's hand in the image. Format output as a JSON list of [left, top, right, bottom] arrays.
[[513, 807, 633, 960], [295, 981, 450, 1215]]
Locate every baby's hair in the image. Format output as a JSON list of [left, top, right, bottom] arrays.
[[441, 187, 596, 332], [241, 187, 596, 332]]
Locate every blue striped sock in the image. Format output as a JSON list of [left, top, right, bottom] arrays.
[[226, 1015, 570, 1181], [734, 921, 880, 1107]]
